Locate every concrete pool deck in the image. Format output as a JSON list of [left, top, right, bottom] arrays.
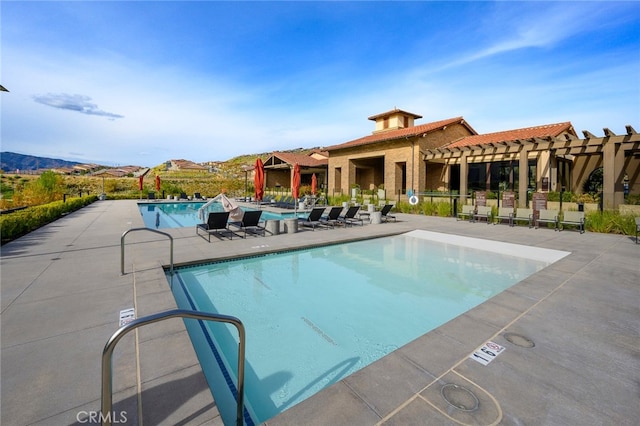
[[1, 199, 638, 425]]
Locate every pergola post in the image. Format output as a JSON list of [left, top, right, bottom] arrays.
[[518, 148, 530, 208], [459, 152, 469, 204], [602, 139, 625, 209]]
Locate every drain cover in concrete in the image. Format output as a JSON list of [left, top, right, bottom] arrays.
[[440, 383, 479, 412], [503, 332, 535, 348]]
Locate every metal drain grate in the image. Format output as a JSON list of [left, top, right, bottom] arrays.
[[440, 383, 479, 412], [503, 332, 535, 348]]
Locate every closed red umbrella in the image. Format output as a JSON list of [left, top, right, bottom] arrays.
[[138, 175, 144, 191], [254, 158, 265, 202], [155, 175, 161, 192], [292, 163, 301, 200], [311, 173, 317, 195]]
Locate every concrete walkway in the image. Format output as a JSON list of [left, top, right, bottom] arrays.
[[1, 200, 638, 425]]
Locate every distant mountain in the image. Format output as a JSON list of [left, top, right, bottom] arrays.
[[1, 152, 82, 172]]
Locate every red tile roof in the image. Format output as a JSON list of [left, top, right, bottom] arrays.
[[445, 122, 575, 149], [268, 152, 327, 167], [325, 117, 475, 151], [367, 108, 423, 121]]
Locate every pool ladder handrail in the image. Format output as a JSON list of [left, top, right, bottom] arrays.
[[101, 309, 246, 426], [121, 227, 174, 277]]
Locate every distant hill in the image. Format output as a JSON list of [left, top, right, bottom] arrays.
[[1, 152, 82, 172]]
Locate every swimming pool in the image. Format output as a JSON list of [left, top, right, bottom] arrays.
[[138, 201, 305, 229], [169, 230, 569, 425]]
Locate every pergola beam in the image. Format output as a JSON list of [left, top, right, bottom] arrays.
[[421, 129, 640, 161]]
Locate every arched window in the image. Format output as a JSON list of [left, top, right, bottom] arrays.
[[582, 167, 603, 194]]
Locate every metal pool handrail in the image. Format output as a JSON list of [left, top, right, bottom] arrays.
[[121, 228, 174, 276], [101, 309, 246, 426]]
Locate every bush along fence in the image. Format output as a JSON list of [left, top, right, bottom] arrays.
[[0, 196, 98, 245]]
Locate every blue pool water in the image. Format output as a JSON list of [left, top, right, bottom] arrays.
[[169, 230, 569, 425], [138, 201, 305, 229]]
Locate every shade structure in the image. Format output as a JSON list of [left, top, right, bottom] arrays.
[[292, 163, 301, 200], [155, 175, 161, 192], [311, 173, 317, 195], [138, 175, 144, 191], [254, 158, 265, 201]]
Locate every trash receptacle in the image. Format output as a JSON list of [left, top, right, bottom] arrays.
[[370, 211, 382, 224], [284, 218, 298, 234], [265, 220, 280, 236]]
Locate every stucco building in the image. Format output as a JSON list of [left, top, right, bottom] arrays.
[[324, 109, 476, 198], [324, 108, 639, 209], [263, 151, 328, 191]]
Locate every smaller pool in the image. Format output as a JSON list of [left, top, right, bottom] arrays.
[[138, 201, 307, 229]]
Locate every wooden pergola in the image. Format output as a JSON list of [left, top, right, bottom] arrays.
[[422, 126, 640, 208]]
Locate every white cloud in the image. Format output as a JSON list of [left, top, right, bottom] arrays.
[[33, 93, 124, 119]]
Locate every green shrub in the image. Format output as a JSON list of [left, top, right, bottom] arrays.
[[585, 210, 636, 235], [327, 194, 350, 206], [547, 191, 573, 202], [437, 202, 453, 217], [396, 200, 453, 217], [626, 194, 640, 205], [0, 196, 97, 244]]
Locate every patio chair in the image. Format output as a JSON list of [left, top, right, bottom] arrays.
[[536, 209, 559, 230], [298, 207, 331, 230], [321, 206, 343, 227], [473, 206, 492, 224], [196, 211, 233, 242], [230, 210, 265, 238], [380, 204, 396, 222], [457, 204, 474, 221], [494, 207, 514, 226], [513, 208, 533, 228], [339, 206, 364, 226], [559, 211, 585, 234]]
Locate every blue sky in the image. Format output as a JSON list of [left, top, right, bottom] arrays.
[[2, 1, 639, 167]]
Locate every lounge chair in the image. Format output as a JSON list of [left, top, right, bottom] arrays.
[[380, 204, 396, 222], [473, 206, 492, 224], [513, 208, 533, 228], [358, 207, 372, 221], [494, 207, 514, 226], [457, 204, 474, 221], [321, 206, 343, 227], [179, 192, 188, 200], [196, 211, 233, 241], [147, 192, 156, 200], [193, 192, 202, 199], [276, 196, 295, 209], [559, 211, 585, 233], [258, 194, 275, 205], [536, 209, 559, 230], [339, 206, 363, 226], [230, 210, 265, 238], [298, 207, 331, 230]]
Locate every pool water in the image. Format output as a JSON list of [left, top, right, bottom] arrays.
[[138, 201, 305, 229], [169, 231, 569, 425]]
